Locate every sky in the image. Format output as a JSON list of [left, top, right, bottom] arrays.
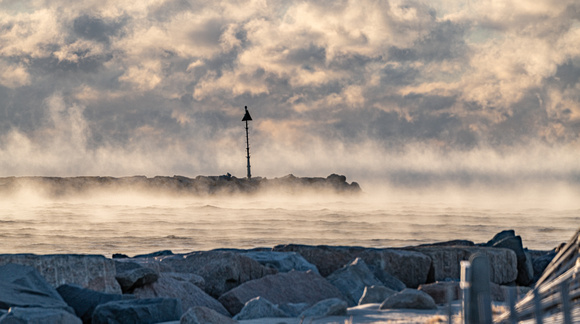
[[0, 0, 579, 191]]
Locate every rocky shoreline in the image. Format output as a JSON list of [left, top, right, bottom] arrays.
[[0, 229, 557, 323], [0, 174, 361, 197]]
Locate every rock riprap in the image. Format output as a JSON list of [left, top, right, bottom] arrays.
[[0, 229, 559, 322]]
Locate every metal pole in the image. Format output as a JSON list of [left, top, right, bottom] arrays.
[[245, 119, 251, 179]]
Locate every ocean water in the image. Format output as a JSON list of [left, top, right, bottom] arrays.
[[1, 184, 578, 257]]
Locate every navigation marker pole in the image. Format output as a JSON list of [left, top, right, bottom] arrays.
[[242, 106, 253, 179]]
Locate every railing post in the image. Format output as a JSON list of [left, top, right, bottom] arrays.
[[447, 284, 453, 324], [560, 282, 572, 324], [533, 289, 543, 324], [461, 260, 471, 323], [508, 286, 518, 324]]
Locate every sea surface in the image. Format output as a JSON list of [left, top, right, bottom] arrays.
[[1, 187, 579, 256]]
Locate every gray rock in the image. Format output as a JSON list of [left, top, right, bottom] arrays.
[[418, 281, 460, 304], [218, 270, 345, 315], [358, 285, 397, 305], [0, 307, 81, 324], [272, 245, 430, 288], [92, 298, 182, 324], [180, 306, 237, 324], [484, 230, 516, 247], [532, 251, 556, 282], [407, 246, 517, 285], [0, 264, 70, 311], [0, 254, 120, 293], [272, 244, 364, 277], [114, 261, 159, 293], [131, 251, 276, 298], [56, 284, 134, 322], [299, 298, 348, 318], [132, 272, 229, 316], [327, 258, 383, 306], [358, 249, 429, 289], [233, 297, 288, 320], [492, 236, 534, 285], [278, 302, 310, 317], [380, 289, 437, 310], [242, 251, 319, 274]]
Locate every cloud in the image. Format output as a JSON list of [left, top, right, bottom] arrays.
[[0, 0, 578, 191]]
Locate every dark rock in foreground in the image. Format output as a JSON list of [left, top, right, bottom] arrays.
[[380, 289, 437, 310], [0, 254, 120, 294], [218, 270, 345, 315], [233, 297, 288, 320], [132, 251, 277, 298], [132, 272, 229, 316], [0, 264, 71, 311], [272, 244, 430, 288], [0, 173, 361, 197], [180, 306, 238, 324], [56, 284, 134, 322], [0, 307, 81, 324], [326, 258, 383, 307], [92, 298, 181, 324]]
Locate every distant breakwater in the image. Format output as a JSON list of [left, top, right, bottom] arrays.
[[0, 173, 361, 197]]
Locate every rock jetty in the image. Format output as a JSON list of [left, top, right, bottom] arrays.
[[0, 173, 361, 197], [0, 230, 558, 323]]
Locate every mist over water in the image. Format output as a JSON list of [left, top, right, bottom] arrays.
[[1, 180, 578, 257]]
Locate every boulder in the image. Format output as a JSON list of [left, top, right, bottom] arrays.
[[132, 272, 229, 316], [272, 244, 364, 277], [56, 284, 134, 322], [484, 230, 516, 247], [0, 307, 81, 324], [299, 298, 348, 318], [92, 298, 182, 324], [0, 264, 70, 311], [218, 270, 345, 315], [242, 251, 319, 274], [418, 281, 460, 304], [0, 254, 120, 293], [531, 251, 556, 283], [233, 297, 288, 320], [272, 245, 430, 288], [278, 303, 310, 317], [357, 249, 428, 288], [358, 285, 397, 305], [408, 246, 517, 285], [114, 261, 159, 293], [380, 289, 437, 310], [327, 258, 383, 306], [492, 236, 534, 286], [180, 306, 238, 324], [130, 251, 276, 298]]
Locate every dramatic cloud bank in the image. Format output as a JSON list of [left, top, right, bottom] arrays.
[[0, 0, 579, 188]]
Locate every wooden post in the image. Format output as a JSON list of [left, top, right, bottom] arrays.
[[560, 282, 572, 324], [446, 284, 453, 324], [508, 286, 518, 324], [533, 289, 544, 324], [468, 253, 492, 324], [461, 260, 471, 323]]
